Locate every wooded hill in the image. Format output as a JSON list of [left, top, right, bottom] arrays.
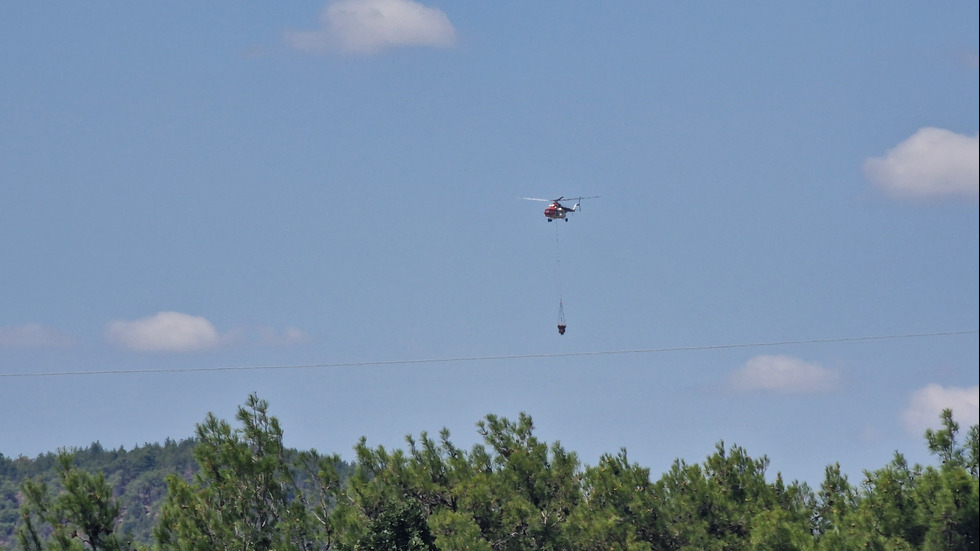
[[2, 393, 977, 550], [0, 439, 199, 548]]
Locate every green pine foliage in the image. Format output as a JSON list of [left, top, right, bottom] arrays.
[[0, 439, 197, 549], [2, 398, 977, 550]]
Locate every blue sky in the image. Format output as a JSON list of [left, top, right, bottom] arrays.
[[2, 1, 978, 487]]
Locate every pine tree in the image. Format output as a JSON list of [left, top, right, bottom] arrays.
[[17, 453, 134, 551]]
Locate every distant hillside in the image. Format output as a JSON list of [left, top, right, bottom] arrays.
[[0, 439, 198, 548]]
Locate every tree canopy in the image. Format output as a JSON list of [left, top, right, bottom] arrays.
[[7, 396, 978, 550]]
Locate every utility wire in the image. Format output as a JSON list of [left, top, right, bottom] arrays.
[[1, 330, 976, 379]]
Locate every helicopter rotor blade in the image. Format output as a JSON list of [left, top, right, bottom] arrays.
[[522, 195, 599, 203]]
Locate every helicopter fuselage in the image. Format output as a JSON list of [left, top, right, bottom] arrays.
[[544, 202, 576, 221]]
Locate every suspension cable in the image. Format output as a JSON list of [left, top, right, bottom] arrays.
[[554, 221, 563, 307], [555, 221, 567, 332]]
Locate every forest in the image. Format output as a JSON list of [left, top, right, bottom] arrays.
[[1, 393, 977, 550]]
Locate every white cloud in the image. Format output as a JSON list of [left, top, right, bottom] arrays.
[[730, 355, 840, 394], [285, 0, 456, 55], [258, 326, 312, 346], [106, 312, 220, 353], [965, 51, 979, 71], [106, 313, 312, 352], [901, 384, 980, 435], [863, 127, 979, 202], [225, 325, 313, 347], [0, 323, 74, 348]]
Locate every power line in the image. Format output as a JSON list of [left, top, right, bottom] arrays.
[[1, 330, 976, 379]]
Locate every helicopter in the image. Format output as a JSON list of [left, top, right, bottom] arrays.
[[522, 196, 599, 222]]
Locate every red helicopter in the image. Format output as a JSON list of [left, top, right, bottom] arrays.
[[523, 196, 599, 222]]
